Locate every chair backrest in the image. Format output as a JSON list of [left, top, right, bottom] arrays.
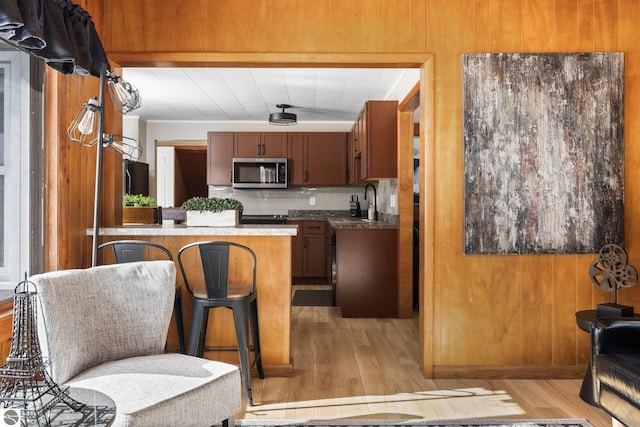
[[98, 240, 173, 264], [31, 261, 176, 384], [177, 241, 256, 300]]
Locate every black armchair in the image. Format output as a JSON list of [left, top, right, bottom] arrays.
[[591, 317, 640, 426]]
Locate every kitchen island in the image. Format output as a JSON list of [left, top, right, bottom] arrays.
[[91, 223, 297, 376]]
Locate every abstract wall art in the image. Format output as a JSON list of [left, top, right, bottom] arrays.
[[463, 52, 624, 255]]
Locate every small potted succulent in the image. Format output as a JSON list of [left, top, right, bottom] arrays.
[[122, 194, 158, 224], [180, 196, 243, 227]]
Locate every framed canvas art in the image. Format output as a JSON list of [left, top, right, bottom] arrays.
[[463, 52, 624, 254]]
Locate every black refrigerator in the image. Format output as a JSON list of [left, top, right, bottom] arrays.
[[123, 160, 149, 196]]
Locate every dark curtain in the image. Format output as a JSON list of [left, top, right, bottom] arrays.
[[0, 0, 109, 77]]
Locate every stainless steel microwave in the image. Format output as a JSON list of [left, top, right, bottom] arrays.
[[232, 158, 288, 189]]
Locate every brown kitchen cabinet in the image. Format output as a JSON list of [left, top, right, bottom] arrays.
[[358, 100, 398, 180], [287, 133, 304, 186], [288, 220, 327, 280], [305, 133, 347, 185], [207, 132, 233, 185], [289, 220, 304, 277], [335, 228, 398, 317], [234, 132, 288, 157], [288, 132, 347, 186], [348, 125, 366, 185]]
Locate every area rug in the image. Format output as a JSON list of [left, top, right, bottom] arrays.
[[292, 290, 334, 307], [235, 419, 593, 427]]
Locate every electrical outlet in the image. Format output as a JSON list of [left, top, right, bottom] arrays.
[[390, 194, 396, 208], [310, 196, 316, 206]]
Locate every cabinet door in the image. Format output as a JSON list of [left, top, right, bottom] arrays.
[[303, 233, 326, 277], [261, 133, 288, 157], [335, 229, 398, 318], [361, 101, 397, 180], [289, 221, 303, 278], [303, 133, 347, 185], [207, 132, 233, 185], [348, 128, 366, 185], [287, 133, 304, 186], [234, 132, 262, 157]]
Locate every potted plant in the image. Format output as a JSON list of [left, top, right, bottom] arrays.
[[180, 196, 244, 227], [122, 194, 158, 224]]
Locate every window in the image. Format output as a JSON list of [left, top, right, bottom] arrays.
[[0, 48, 30, 288]]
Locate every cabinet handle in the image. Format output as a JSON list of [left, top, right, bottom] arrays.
[[257, 144, 261, 156], [309, 226, 320, 229], [230, 171, 233, 182], [304, 171, 308, 182], [262, 144, 265, 155], [303, 237, 308, 249]]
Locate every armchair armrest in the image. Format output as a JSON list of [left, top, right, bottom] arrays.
[[592, 317, 640, 357]]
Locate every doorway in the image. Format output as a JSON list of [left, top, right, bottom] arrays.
[[174, 147, 207, 206], [112, 52, 435, 375], [156, 142, 207, 208]]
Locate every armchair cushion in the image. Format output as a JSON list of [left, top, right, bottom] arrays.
[[66, 353, 240, 427]]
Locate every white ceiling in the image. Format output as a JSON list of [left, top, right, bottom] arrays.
[[122, 67, 419, 123]]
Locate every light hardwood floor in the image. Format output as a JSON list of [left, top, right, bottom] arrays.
[[236, 286, 612, 427]]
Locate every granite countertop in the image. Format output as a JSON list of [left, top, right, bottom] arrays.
[[90, 224, 298, 236], [287, 210, 399, 230]]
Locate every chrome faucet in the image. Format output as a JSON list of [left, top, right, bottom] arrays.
[[364, 183, 378, 221]]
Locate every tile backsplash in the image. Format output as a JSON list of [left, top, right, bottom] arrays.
[[209, 179, 397, 216]]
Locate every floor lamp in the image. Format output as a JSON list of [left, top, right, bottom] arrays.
[[68, 63, 142, 266]]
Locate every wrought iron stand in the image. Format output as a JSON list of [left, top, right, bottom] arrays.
[[0, 277, 83, 426]]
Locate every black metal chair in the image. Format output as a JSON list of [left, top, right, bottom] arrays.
[[177, 241, 264, 405], [97, 239, 186, 354]]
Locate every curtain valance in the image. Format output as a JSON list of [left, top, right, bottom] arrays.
[[0, 0, 109, 77]]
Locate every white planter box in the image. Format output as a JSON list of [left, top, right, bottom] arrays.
[[185, 210, 240, 227]]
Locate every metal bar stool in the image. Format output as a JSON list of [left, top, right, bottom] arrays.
[[177, 241, 264, 405], [97, 239, 186, 354]]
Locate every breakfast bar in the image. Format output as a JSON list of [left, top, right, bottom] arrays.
[[91, 224, 298, 376]]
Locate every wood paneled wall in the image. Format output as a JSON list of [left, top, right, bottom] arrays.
[[46, 0, 640, 377]]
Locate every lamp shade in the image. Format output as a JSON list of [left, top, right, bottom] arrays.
[[67, 97, 100, 145], [107, 74, 141, 114], [269, 104, 297, 126]]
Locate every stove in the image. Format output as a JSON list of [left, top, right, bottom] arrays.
[[240, 214, 288, 225]]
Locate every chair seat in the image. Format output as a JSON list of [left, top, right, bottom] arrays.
[[193, 283, 253, 300], [66, 353, 240, 427]]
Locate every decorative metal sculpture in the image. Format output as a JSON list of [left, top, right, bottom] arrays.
[[589, 244, 638, 305], [0, 275, 83, 426]]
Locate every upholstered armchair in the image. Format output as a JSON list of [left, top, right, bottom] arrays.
[[31, 260, 241, 427], [591, 317, 640, 427]]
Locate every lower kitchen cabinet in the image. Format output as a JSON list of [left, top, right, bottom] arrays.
[[289, 220, 327, 280], [335, 228, 398, 317]]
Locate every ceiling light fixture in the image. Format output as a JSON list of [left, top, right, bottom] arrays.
[[269, 104, 297, 126]]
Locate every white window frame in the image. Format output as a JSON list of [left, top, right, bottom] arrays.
[[0, 50, 30, 288]]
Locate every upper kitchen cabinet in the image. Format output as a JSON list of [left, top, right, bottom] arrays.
[[358, 101, 398, 180], [207, 132, 233, 185], [288, 133, 347, 186], [234, 132, 288, 158], [348, 125, 366, 185]]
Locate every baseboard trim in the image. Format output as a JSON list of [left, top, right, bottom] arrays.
[[261, 364, 294, 377], [433, 365, 587, 379]]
